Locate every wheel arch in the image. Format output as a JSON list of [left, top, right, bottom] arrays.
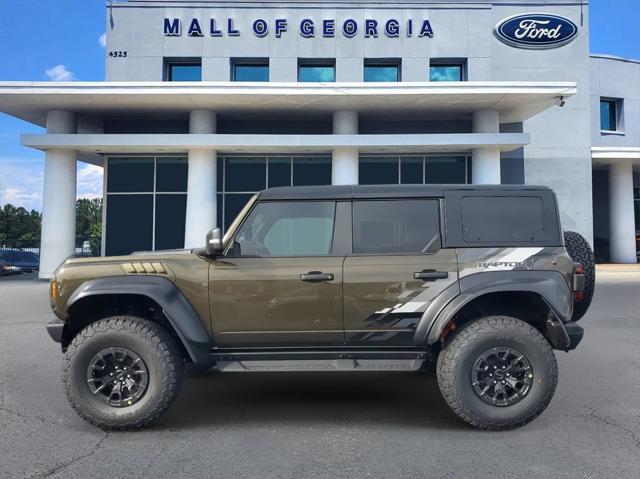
[[415, 271, 574, 350], [64, 276, 214, 365]]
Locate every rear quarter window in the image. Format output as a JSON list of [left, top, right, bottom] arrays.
[[461, 196, 547, 243]]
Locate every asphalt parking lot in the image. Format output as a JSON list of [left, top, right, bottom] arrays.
[[1, 270, 639, 478]]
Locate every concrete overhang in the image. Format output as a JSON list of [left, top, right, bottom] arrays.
[[0, 81, 577, 125], [22, 132, 529, 155], [592, 147, 640, 166]]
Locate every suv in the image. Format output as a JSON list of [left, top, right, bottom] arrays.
[[46, 185, 594, 430]]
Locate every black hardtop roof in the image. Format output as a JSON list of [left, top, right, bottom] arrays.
[[259, 184, 552, 200]]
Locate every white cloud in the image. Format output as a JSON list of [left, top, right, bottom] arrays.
[[44, 64, 75, 82], [77, 163, 103, 200], [98, 33, 106, 48], [0, 157, 44, 211]]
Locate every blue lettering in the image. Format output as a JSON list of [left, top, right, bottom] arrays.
[[419, 19, 434, 38], [209, 18, 222, 37], [342, 18, 357, 38], [323, 19, 335, 37], [228, 18, 240, 36], [300, 18, 314, 38], [163, 18, 181, 36], [385, 19, 399, 37], [365, 19, 378, 38], [275, 18, 287, 37], [252, 19, 268, 37], [188, 18, 203, 37]]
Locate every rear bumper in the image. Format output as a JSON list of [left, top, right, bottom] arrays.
[[46, 318, 65, 343]]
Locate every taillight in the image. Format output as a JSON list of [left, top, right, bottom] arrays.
[[575, 291, 584, 302], [575, 263, 585, 275]]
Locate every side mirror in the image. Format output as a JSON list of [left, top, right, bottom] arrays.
[[205, 227, 223, 256]]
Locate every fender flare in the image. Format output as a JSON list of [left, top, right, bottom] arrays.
[[67, 275, 213, 365], [413, 271, 573, 347]]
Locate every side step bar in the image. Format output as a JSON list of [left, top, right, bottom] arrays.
[[209, 349, 427, 373]]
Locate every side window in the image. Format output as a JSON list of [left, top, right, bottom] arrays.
[[231, 201, 335, 257], [352, 200, 441, 254], [461, 196, 546, 243]]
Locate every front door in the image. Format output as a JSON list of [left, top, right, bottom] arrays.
[[210, 200, 344, 347], [343, 199, 458, 346]]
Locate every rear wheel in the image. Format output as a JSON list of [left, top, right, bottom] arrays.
[[437, 316, 558, 430], [63, 316, 184, 430], [564, 230, 595, 321]]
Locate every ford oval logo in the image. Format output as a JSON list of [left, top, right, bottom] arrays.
[[494, 13, 578, 49]]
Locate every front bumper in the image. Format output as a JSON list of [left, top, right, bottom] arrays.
[[46, 318, 64, 343]]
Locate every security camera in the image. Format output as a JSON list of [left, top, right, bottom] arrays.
[[555, 96, 566, 107]]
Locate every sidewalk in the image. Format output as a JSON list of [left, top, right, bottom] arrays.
[[596, 263, 640, 280]]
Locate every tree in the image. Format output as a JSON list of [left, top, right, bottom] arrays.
[[0, 204, 41, 243], [76, 198, 103, 239]]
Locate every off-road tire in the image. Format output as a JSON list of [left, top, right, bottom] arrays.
[[564, 230, 595, 321], [62, 316, 184, 430], [437, 316, 558, 430]]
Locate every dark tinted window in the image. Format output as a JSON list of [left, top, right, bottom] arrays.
[[233, 201, 335, 256], [353, 200, 441, 254], [107, 158, 154, 192], [401, 157, 423, 184], [461, 196, 546, 243], [293, 157, 331, 186], [156, 157, 188, 192], [426, 157, 466, 183], [155, 194, 187, 249], [226, 157, 266, 191], [268, 158, 291, 188], [359, 157, 399, 185], [106, 195, 153, 255]]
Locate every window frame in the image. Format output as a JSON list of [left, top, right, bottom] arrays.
[[350, 198, 443, 256], [231, 58, 270, 82], [429, 58, 466, 82], [223, 199, 341, 258], [297, 58, 336, 82], [363, 58, 401, 82], [164, 58, 202, 81], [600, 97, 624, 134]]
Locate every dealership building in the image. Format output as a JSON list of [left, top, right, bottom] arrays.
[[0, 0, 638, 278]]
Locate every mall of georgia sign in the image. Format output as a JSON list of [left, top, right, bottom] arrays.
[[494, 13, 578, 49]]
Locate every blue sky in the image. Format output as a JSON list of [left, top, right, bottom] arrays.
[[1, 0, 639, 211]]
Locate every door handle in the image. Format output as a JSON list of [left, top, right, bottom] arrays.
[[414, 270, 449, 281], [300, 271, 334, 282]]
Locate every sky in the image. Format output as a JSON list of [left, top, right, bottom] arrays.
[[1, 0, 639, 212]]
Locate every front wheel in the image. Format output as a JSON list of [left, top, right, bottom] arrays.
[[62, 316, 184, 430], [437, 316, 558, 430]]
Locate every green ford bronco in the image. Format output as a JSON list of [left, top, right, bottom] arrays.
[[46, 185, 594, 430]]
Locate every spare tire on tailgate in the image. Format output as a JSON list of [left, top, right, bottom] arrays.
[[563, 231, 595, 322]]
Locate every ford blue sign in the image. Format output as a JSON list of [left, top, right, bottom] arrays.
[[494, 13, 578, 49]]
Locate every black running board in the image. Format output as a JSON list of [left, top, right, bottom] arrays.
[[209, 349, 427, 373]]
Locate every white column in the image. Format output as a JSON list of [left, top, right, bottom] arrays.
[[472, 110, 501, 184], [184, 110, 217, 249], [40, 110, 77, 279], [608, 162, 637, 263], [332, 111, 359, 185]]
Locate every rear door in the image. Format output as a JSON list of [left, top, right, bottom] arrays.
[[343, 199, 458, 346]]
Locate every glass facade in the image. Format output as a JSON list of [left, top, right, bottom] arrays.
[[359, 155, 470, 185], [105, 157, 188, 255], [166, 62, 202, 81], [233, 61, 269, 81], [600, 99, 618, 131], [364, 63, 400, 82], [430, 64, 464, 81], [218, 155, 332, 231], [298, 62, 335, 82]]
